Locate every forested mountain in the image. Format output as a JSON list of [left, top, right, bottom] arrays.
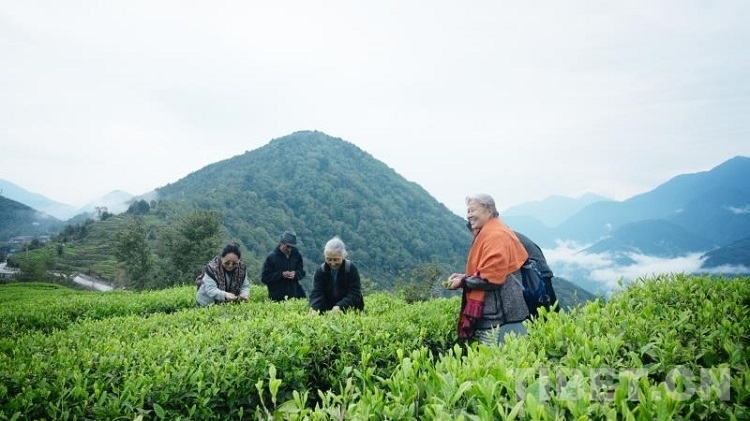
[[0, 195, 62, 240], [156, 130, 472, 285], [5, 131, 596, 305], [0, 179, 77, 220]]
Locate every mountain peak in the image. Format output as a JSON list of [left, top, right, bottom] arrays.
[[155, 131, 471, 283], [502, 193, 612, 230]]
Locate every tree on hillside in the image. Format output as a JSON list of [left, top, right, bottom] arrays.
[[55, 219, 96, 243], [396, 263, 449, 303], [96, 206, 113, 221], [160, 210, 223, 286], [126, 200, 151, 215], [114, 217, 155, 290], [14, 247, 56, 282]]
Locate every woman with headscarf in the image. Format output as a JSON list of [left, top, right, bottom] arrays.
[[196, 243, 250, 306]]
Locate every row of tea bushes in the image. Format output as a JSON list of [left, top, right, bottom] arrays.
[[1, 275, 747, 419], [0, 282, 199, 338], [0, 288, 457, 420], [273, 274, 749, 420]]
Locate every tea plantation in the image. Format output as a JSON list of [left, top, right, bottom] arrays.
[[1, 274, 747, 419]]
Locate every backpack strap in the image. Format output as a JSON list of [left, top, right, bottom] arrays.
[[321, 260, 351, 274]]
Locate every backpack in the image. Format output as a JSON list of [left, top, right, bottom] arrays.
[[519, 259, 552, 317]]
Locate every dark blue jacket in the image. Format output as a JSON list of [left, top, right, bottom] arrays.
[[261, 247, 306, 301], [514, 231, 558, 309]]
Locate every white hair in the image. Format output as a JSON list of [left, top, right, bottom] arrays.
[[465, 193, 499, 217], [324, 236, 348, 258]]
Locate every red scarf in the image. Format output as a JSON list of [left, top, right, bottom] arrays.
[[457, 218, 528, 339]]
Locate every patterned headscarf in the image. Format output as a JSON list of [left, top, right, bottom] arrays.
[[203, 255, 247, 296]]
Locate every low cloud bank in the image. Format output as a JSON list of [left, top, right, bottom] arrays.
[[543, 240, 724, 296], [726, 204, 750, 215], [700, 264, 750, 276]]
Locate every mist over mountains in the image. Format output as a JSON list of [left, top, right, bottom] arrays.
[[0, 179, 135, 220], [501, 193, 612, 227], [502, 156, 750, 294], [1, 131, 748, 297]]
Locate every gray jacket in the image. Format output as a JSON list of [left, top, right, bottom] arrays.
[[464, 269, 529, 329], [196, 271, 250, 306]]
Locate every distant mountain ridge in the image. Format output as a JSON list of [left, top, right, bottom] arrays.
[[500, 193, 613, 247], [700, 235, 750, 270], [502, 193, 612, 227], [506, 155, 750, 277], [555, 156, 750, 246], [583, 219, 716, 258], [4, 131, 747, 295], [151, 131, 600, 305], [0, 179, 77, 220], [0, 179, 134, 220]]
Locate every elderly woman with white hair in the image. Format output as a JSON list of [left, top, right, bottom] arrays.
[[309, 236, 365, 314], [447, 193, 530, 345]]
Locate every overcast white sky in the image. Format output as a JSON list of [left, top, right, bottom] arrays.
[[1, 1, 748, 215]]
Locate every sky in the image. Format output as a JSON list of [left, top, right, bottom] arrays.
[[1, 1, 749, 216]]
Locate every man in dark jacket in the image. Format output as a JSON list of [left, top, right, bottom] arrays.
[[261, 231, 307, 301]]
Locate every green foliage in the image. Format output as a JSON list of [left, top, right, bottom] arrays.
[[126, 199, 151, 215], [9, 247, 56, 282], [46, 215, 135, 280], [0, 284, 455, 420], [396, 262, 454, 303], [552, 276, 599, 310], [44, 205, 228, 290], [159, 210, 224, 286], [0, 282, 196, 338], [95, 206, 114, 221], [16, 257, 51, 281], [0, 274, 746, 420], [54, 218, 96, 243], [114, 217, 155, 289], [155, 131, 473, 286]]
